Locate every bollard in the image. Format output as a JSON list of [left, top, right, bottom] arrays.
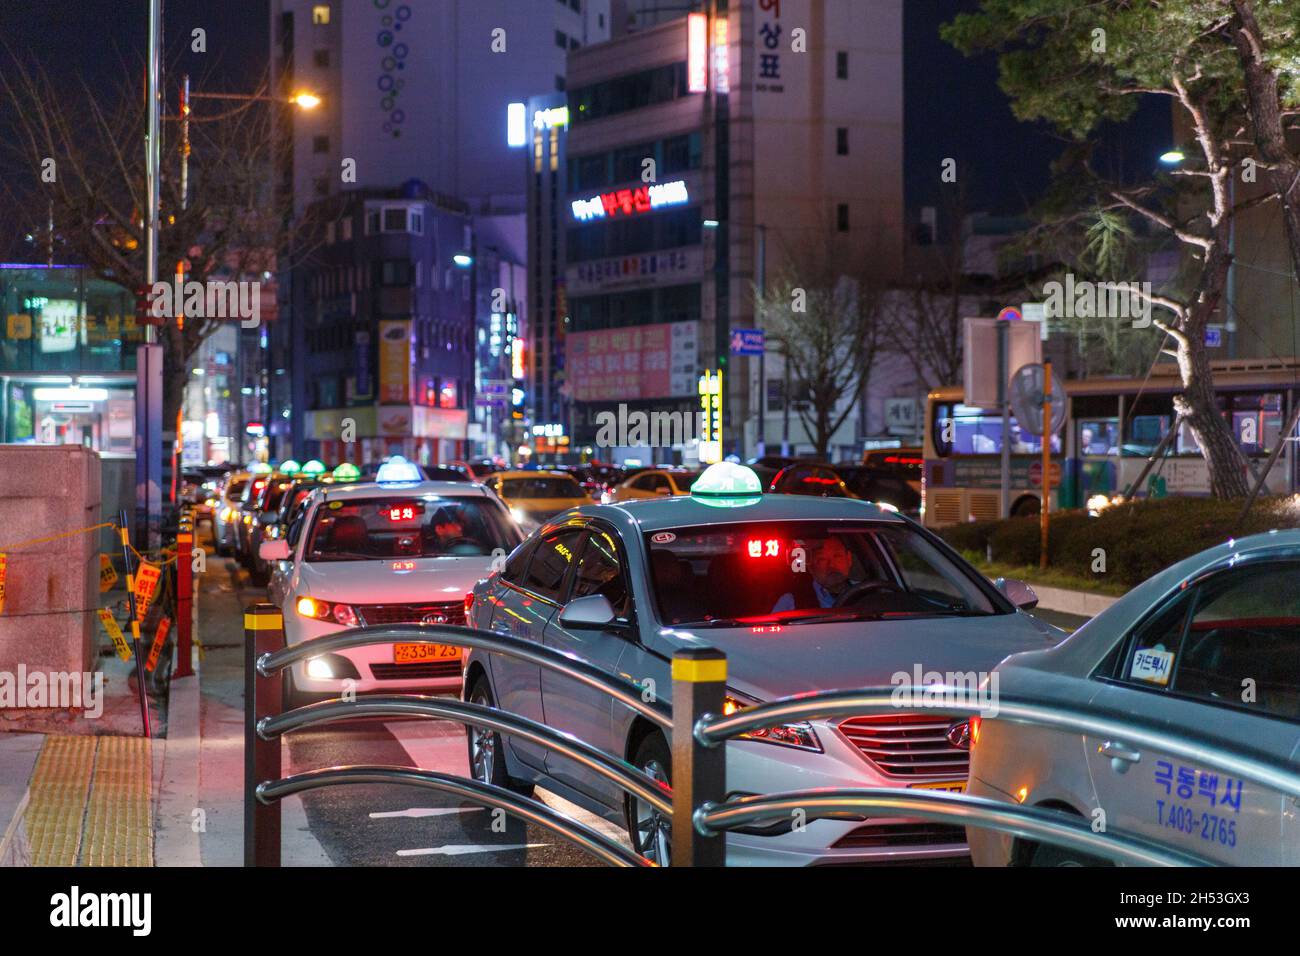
[[175, 512, 194, 678], [670, 646, 727, 866], [244, 603, 284, 867]]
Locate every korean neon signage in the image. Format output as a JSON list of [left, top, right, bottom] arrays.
[[687, 12, 708, 93], [570, 180, 690, 222]]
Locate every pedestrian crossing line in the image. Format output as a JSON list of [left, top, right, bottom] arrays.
[[396, 843, 549, 857], [369, 807, 485, 819]]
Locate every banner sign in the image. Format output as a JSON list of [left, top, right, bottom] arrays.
[[97, 608, 132, 661], [133, 562, 162, 621], [146, 616, 172, 673]]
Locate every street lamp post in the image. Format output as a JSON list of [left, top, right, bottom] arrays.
[[136, 0, 163, 550]]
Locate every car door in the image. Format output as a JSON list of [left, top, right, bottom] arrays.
[[1085, 560, 1300, 864], [542, 524, 637, 806], [488, 525, 584, 771]]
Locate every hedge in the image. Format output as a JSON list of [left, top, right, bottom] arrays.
[[937, 495, 1299, 590]]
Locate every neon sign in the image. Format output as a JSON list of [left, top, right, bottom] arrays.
[[687, 12, 708, 93], [570, 180, 690, 222]]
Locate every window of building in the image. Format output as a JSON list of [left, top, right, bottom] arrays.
[[570, 0, 581, 11], [313, 48, 330, 68], [383, 207, 406, 232], [366, 209, 380, 235], [556, 30, 568, 49], [313, 134, 329, 154], [836, 127, 848, 155], [340, 217, 352, 241], [311, 4, 330, 25], [836, 50, 848, 79], [568, 62, 687, 124], [569, 37, 580, 50], [379, 260, 413, 287], [837, 203, 850, 232]]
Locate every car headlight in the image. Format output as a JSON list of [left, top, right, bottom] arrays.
[[221, 507, 233, 520], [510, 506, 526, 524], [305, 656, 335, 680], [296, 596, 360, 627], [723, 694, 822, 752]]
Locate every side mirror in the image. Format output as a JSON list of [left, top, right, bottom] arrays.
[[996, 577, 1038, 610], [558, 593, 617, 630], [260, 539, 291, 562]]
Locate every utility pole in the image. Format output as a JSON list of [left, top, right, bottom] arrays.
[[136, 0, 164, 549]]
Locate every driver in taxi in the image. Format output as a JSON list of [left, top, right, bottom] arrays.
[[772, 536, 860, 611]]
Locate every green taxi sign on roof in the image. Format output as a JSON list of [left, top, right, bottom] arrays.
[[300, 459, 327, 476], [332, 462, 361, 482], [279, 459, 301, 476], [691, 462, 763, 498]]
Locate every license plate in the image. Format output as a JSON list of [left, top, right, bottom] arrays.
[[910, 781, 966, 793], [393, 643, 461, 664]]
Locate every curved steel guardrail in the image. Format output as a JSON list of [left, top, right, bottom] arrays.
[[258, 623, 671, 730], [695, 788, 1212, 867], [697, 686, 1300, 802], [257, 765, 651, 868], [259, 695, 672, 817]]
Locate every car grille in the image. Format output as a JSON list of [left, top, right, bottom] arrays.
[[355, 601, 466, 627], [369, 661, 463, 680], [838, 714, 970, 778], [831, 822, 967, 849]]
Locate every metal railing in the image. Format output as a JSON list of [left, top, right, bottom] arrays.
[[243, 605, 1299, 867]]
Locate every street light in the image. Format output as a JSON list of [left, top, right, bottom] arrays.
[[1159, 149, 1186, 165]]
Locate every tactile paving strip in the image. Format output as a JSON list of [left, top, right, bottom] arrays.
[[23, 735, 154, 867]]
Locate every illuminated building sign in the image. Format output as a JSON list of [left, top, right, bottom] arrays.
[[688, 12, 709, 93], [714, 16, 730, 93], [570, 180, 690, 222], [698, 369, 723, 464], [532, 106, 569, 129], [507, 102, 527, 147]]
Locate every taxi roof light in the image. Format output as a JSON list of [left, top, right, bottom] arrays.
[[300, 459, 327, 476], [279, 459, 301, 476], [691, 462, 763, 498], [376, 455, 422, 484]]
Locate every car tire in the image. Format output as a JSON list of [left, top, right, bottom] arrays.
[[465, 677, 535, 797], [1029, 841, 1111, 867], [625, 731, 673, 866]]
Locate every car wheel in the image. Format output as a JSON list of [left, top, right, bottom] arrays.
[[625, 732, 672, 866], [465, 677, 534, 797], [1029, 841, 1111, 867]]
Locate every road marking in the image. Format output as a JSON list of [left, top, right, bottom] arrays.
[[370, 807, 484, 820], [396, 843, 548, 857], [385, 720, 470, 775]]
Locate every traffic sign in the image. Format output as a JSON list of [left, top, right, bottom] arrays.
[[1205, 326, 1223, 348], [1028, 460, 1062, 488], [996, 306, 1022, 322], [729, 328, 765, 356]]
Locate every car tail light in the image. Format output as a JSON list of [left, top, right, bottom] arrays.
[[463, 592, 475, 617], [332, 603, 359, 627]]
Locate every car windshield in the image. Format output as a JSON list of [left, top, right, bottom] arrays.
[[500, 476, 583, 499], [306, 496, 516, 561], [644, 521, 1000, 626]]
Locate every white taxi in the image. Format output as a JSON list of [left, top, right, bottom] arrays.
[[260, 457, 523, 706]]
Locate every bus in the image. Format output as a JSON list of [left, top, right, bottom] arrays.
[[921, 358, 1299, 527]]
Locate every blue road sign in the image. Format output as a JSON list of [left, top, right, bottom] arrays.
[[1205, 326, 1223, 348], [730, 328, 765, 355]]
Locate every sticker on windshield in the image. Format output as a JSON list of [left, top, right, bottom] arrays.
[[651, 532, 677, 544], [1130, 647, 1174, 685], [328, 500, 343, 510]]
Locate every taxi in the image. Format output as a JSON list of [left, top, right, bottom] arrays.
[[259, 457, 523, 706], [462, 462, 1064, 865], [605, 468, 701, 503], [966, 529, 1300, 866], [212, 470, 251, 556], [481, 470, 592, 531]]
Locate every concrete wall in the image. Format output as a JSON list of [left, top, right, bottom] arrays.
[[0, 445, 101, 682]]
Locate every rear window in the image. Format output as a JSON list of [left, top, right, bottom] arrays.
[[500, 477, 583, 499], [305, 496, 518, 561], [644, 520, 997, 626]]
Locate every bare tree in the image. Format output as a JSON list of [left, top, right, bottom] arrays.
[[755, 235, 887, 460], [0, 51, 300, 430]]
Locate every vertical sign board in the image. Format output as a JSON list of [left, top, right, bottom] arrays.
[[963, 318, 1043, 408], [378, 320, 411, 404], [699, 369, 723, 463], [687, 12, 709, 93]]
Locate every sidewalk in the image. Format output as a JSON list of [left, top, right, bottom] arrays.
[[0, 526, 329, 867]]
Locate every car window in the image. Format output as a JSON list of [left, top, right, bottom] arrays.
[[519, 527, 584, 601], [1172, 562, 1300, 721], [500, 476, 583, 498], [500, 537, 537, 585], [305, 496, 517, 561], [225, 478, 248, 501], [643, 520, 998, 626], [569, 529, 630, 619]]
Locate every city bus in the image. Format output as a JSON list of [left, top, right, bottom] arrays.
[[921, 358, 1299, 527]]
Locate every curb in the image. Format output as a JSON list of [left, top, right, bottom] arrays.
[[1027, 582, 1120, 617]]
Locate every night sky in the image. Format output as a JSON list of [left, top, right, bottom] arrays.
[[0, 0, 1167, 233]]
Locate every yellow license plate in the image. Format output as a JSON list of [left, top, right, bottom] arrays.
[[393, 643, 461, 664], [910, 781, 966, 793]]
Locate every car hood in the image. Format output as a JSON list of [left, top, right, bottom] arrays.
[[659, 612, 1061, 702], [296, 556, 491, 603]]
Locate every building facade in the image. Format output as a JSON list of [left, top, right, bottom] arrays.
[[552, 0, 903, 463]]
